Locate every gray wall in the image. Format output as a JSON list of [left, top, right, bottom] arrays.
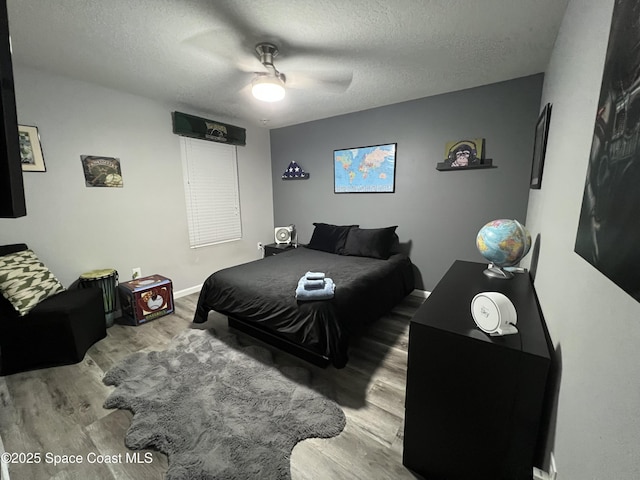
[[524, 0, 640, 477], [0, 65, 275, 292], [270, 74, 543, 290]]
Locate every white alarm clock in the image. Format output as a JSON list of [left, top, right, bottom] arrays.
[[471, 292, 518, 336]]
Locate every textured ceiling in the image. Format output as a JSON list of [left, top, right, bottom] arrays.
[[6, 0, 569, 129]]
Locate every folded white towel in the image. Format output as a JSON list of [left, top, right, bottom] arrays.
[[303, 279, 325, 290], [305, 271, 325, 280], [296, 277, 335, 301]]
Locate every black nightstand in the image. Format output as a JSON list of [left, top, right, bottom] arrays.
[[263, 243, 296, 257]]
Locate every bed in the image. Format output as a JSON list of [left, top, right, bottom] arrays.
[[193, 224, 415, 368]]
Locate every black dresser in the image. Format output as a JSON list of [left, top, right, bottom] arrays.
[[403, 260, 551, 480]]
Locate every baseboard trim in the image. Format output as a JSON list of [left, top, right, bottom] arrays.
[[174, 285, 202, 299], [410, 289, 431, 299]]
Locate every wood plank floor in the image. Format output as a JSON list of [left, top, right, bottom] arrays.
[[0, 292, 425, 480]]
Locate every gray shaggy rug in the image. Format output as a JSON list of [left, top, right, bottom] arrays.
[[103, 328, 346, 480]]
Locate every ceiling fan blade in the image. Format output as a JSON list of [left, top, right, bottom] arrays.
[[285, 71, 353, 93], [182, 29, 264, 72]]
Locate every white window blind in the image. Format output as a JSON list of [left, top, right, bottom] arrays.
[[180, 137, 242, 248]]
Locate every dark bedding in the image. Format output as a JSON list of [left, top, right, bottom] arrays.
[[193, 246, 415, 368]]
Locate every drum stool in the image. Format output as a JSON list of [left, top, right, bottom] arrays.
[[79, 269, 119, 327]]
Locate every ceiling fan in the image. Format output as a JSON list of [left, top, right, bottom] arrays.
[[183, 30, 353, 103], [251, 42, 287, 102]]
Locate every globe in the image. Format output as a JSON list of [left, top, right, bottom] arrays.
[[476, 219, 531, 278]]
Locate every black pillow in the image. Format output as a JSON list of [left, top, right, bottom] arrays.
[[307, 223, 357, 254], [342, 226, 398, 259], [389, 232, 401, 254]]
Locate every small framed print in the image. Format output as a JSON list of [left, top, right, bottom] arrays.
[[81, 155, 123, 187], [530, 103, 552, 189], [19, 125, 46, 172]]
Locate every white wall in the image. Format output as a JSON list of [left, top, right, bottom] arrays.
[[0, 66, 274, 293], [524, 0, 640, 478]]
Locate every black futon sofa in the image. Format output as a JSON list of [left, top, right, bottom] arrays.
[[0, 243, 106, 375]]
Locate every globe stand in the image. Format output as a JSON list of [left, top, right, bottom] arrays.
[[483, 264, 514, 279]]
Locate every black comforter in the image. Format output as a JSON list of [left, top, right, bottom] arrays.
[[193, 246, 415, 367]]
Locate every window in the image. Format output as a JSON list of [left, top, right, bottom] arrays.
[[180, 137, 242, 248]]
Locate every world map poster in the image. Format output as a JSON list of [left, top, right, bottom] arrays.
[[334, 143, 396, 193]]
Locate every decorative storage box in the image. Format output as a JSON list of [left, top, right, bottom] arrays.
[[118, 274, 174, 325]]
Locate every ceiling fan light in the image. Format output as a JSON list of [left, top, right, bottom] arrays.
[[252, 76, 285, 102]]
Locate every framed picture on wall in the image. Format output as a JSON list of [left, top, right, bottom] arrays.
[[530, 103, 552, 189], [81, 155, 123, 187], [334, 143, 396, 193], [575, 0, 640, 303], [19, 125, 46, 172], [436, 138, 494, 170]]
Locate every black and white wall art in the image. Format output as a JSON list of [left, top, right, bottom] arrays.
[[574, 0, 640, 302]]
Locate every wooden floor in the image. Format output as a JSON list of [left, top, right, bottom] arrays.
[[0, 292, 425, 480]]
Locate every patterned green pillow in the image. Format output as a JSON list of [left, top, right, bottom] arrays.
[[0, 249, 66, 316]]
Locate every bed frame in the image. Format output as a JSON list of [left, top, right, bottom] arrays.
[[193, 245, 415, 368], [228, 316, 330, 367]]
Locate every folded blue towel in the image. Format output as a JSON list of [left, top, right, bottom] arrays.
[[305, 271, 325, 280], [296, 277, 335, 301], [303, 279, 325, 290]]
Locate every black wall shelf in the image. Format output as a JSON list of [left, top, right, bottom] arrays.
[[436, 159, 496, 171]]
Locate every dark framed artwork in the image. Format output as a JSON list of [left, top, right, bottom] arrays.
[[574, 0, 640, 303], [19, 125, 46, 172], [436, 138, 494, 171], [81, 155, 123, 187], [530, 103, 551, 189], [334, 143, 396, 193], [445, 138, 483, 167]]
